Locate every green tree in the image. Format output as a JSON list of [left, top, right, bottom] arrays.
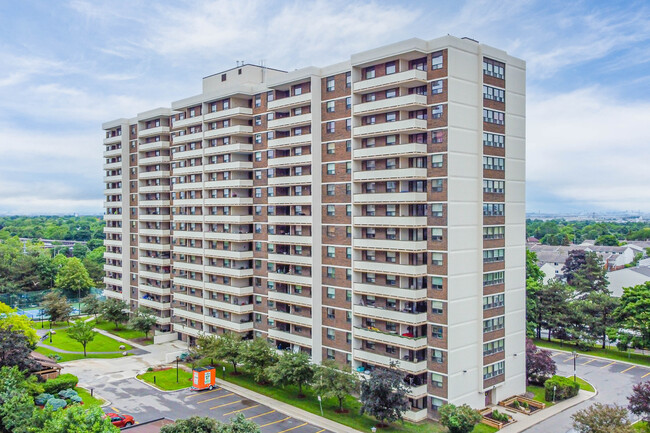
[[67, 321, 96, 357], [101, 298, 129, 330], [240, 337, 278, 384], [530, 280, 571, 341], [161, 416, 219, 433], [312, 360, 359, 412], [571, 403, 632, 433], [0, 327, 37, 372], [0, 366, 41, 433], [595, 234, 619, 246], [266, 350, 314, 397], [30, 404, 118, 433], [576, 292, 619, 348], [438, 404, 482, 433], [563, 251, 609, 296], [41, 291, 72, 325], [81, 295, 104, 319], [615, 282, 650, 349], [71, 243, 89, 259], [55, 257, 94, 298], [128, 307, 158, 339], [0, 302, 38, 345], [526, 250, 543, 282], [359, 362, 410, 426], [213, 333, 244, 374], [36, 253, 57, 289]]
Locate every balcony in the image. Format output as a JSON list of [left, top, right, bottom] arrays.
[[354, 238, 427, 252], [104, 174, 122, 183], [268, 92, 312, 110], [267, 234, 312, 245], [140, 170, 170, 180], [267, 215, 311, 225], [204, 161, 253, 172], [139, 270, 171, 281], [353, 142, 428, 160], [172, 262, 203, 273], [267, 253, 312, 266], [139, 185, 168, 194], [139, 213, 171, 222], [204, 282, 253, 296], [354, 304, 427, 325], [204, 142, 253, 156], [353, 69, 427, 93], [139, 285, 171, 296], [173, 323, 203, 337], [204, 232, 253, 242], [267, 195, 311, 205], [103, 135, 122, 145], [172, 131, 203, 144], [103, 251, 121, 260], [103, 276, 123, 286], [203, 266, 254, 278], [139, 199, 171, 207], [139, 141, 170, 152], [268, 328, 312, 347], [172, 115, 203, 129], [354, 119, 427, 137], [353, 167, 427, 182], [138, 242, 171, 251], [354, 192, 427, 204], [103, 161, 122, 171], [103, 226, 122, 234], [354, 261, 427, 277], [354, 283, 427, 301], [139, 155, 170, 165], [203, 315, 254, 333], [104, 264, 121, 273], [268, 134, 312, 149], [103, 147, 122, 158], [204, 214, 253, 224], [139, 256, 171, 267], [353, 94, 427, 115], [267, 113, 312, 130], [139, 228, 168, 237], [204, 197, 253, 206], [203, 107, 253, 122], [204, 298, 253, 314], [139, 126, 170, 138], [204, 249, 254, 260], [103, 289, 124, 300], [353, 349, 427, 374], [268, 290, 312, 307], [268, 271, 312, 286], [172, 165, 202, 176], [268, 310, 311, 327], [355, 327, 427, 350], [403, 408, 428, 423], [139, 298, 171, 310], [267, 175, 312, 186], [267, 154, 311, 168], [156, 316, 172, 325], [174, 309, 205, 322], [203, 125, 253, 139]]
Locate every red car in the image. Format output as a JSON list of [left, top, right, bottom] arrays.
[[105, 413, 135, 428]]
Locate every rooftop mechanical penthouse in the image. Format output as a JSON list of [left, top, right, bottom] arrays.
[[102, 35, 526, 421]]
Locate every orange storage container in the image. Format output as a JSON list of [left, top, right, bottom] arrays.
[[192, 367, 216, 391]]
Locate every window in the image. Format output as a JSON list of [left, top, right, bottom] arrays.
[[327, 267, 335, 278], [431, 154, 443, 168], [254, 95, 261, 107], [431, 397, 444, 412], [365, 273, 375, 283], [483, 271, 505, 287], [365, 66, 375, 79], [346, 97, 351, 110], [483, 85, 505, 102], [483, 58, 505, 79], [255, 188, 262, 198], [346, 268, 352, 280], [483, 203, 505, 216], [327, 308, 335, 319], [483, 361, 505, 379], [255, 134, 262, 144], [483, 109, 505, 125], [255, 151, 262, 162], [483, 339, 505, 356], [294, 85, 302, 96], [483, 293, 505, 309], [346, 204, 351, 216], [385, 61, 396, 75], [326, 122, 335, 133], [431, 52, 443, 70], [431, 105, 444, 119], [346, 71, 351, 88], [432, 179, 443, 192], [431, 80, 443, 94], [346, 226, 351, 238], [327, 184, 335, 195], [483, 226, 505, 239], [255, 116, 262, 126], [431, 349, 444, 363], [483, 179, 505, 194], [346, 162, 351, 174], [386, 88, 397, 98], [431, 276, 443, 290], [327, 163, 335, 175], [431, 228, 443, 241], [386, 204, 396, 216], [326, 142, 336, 154], [483, 156, 505, 170], [431, 373, 443, 388], [483, 249, 505, 262], [483, 132, 505, 148], [432, 130, 444, 143], [327, 226, 336, 237], [386, 252, 396, 263], [431, 325, 443, 339], [431, 301, 444, 314], [327, 328, 335, 340], [327, 286, 335, 298], [346, 118, 351, 131], [326, 76, 335, 92], [326, 101, 335, 112], [386, 158, 397, 170], [431, 203, 443, 217], [386, 112, 397, 122], [431, 252, 443, 266]]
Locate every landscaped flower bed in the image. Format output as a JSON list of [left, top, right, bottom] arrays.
[[498, 396, 545, 415], [479, 407, 515, 430]]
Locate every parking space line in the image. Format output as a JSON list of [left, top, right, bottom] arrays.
[[550, 353, 561, 358], [259, 416, 290, 428], [210, 400, 242, 410], [642, 371, 650, 378], [111, 407, 120, 414], [620, 366, 635, 374], [186, 388, 221, 398], [199, 393, 234, 404], [277, 422, 308, 433], [581, 359, 597, 365], [314, 429, 326, 433], [600, 361, 616, 369], [247, 410, 275, 420], [223, 404, 261, 416]]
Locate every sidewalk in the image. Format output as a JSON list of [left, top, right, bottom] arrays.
[[499, 389, 596, 432], [214, 377, 362, 433]]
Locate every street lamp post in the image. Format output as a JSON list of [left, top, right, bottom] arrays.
[[49, 319, 52, 343], [176, 356, 180, 383], [572, 350, 577, 383]]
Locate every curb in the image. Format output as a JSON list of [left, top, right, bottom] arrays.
[[514, 387, 597, 432], [77, 385, 111, 408], [548, 347, 650, 369]]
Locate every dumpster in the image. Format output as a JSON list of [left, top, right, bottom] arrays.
[[191, 367, 216, 391]]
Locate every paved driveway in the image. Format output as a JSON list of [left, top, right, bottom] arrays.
[[524, 350, 650, 432]]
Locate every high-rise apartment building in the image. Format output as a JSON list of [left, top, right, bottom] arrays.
[[102, 36, 526, 420]]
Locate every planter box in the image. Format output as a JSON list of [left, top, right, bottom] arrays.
[[479, 407, 516, 430], [498, 395, 545, 415]]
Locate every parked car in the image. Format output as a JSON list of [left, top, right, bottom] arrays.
[[105, 413, 134, 428]]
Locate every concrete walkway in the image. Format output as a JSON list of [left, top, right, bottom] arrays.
[[214, 377, 361, 433]]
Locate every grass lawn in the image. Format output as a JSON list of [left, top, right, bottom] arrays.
[[137, 368, 193, 391], [91, 319, 153, 344], [35, 346, 126, 362], [633, 421, 649, 432], [76, 387, 105, 408], [567, 376, 595, 393], [189, 361, 491, 433], [526, 385, 554, 407], [534, 338, 650, 367], [45, 326, 132, 353]]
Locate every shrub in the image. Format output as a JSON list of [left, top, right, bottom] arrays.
[[69, 395, 83, 404], [35, 393, 54, 406], [42, 374, 78, 395], [522, 401, 530, 409], [513, 400, 520, 409], [544, 375, 580, 402], [439, 404, 482, 433], [491, 409, 509, 423], [58, 388, 78, 399], [46, 398, 67, 410]]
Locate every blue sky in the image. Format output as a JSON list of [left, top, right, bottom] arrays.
[[0, 0, 649, 215]]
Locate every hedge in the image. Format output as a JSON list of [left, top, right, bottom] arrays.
[[42, 374, 79, 395], [544, 375, 580, 402]]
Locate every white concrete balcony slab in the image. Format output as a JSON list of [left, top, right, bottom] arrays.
[[103, 276, 123, 286], [353, 142, 428, 160], [267, 175, 312, 186], [353, 349, 427, 374], [103, 147, 122, 158], [103, 251, 122, 260], [172, 166, 202, 176], [103, 200, 122, 208], [203, 107, 253, 122], [103, 226, 122, 234], [156, 316, 171, 325], [268, 92, 312, 110], [268, 272, 312, 286], [139, 270, 172, 281], [138, 242, 171, 251], [172, 246, 204, 256], [353, 69, 427, 93], [140, 170, 170, 180], [103, 264, 122, 273], [171, 292, 203, 305], [204, 266, 254, 278], [355, 327, 427, 350], [103, 134, 123, 145], [172, 148, 203, 160], [354, 119, 427, 137], [204, 282, 253, 296], [204, 197, 253, 206], [204, 161, 253, 172], [103, 161, 122, 170], [203, 125, 253, 139], [267, 154, 311, 168], [268, 328, 312, 347], [354, 238, 427, 252], [353, 94, 427, 115], [203, 315, 254, 332], [403, 408, 428, 422], [139, 141, 170, 152], [268, 310, 311, 327], [204, 215, 253, 224], [139, 256, 171, 267], [139, 214, 171, 222], [408, 384, 428, 398], [174, 309, 205, 322], [267, 195, 311, 205], [354, 192, 427, 204], [267, 215, 311, 225], [103, 289, 124, 300], [354, 167, 427, 182], [139, 298, 171, 310], [172, 262, 203, 273], [204, 232, 253, 241], [267, 113, 312, 130], [267, 234, 312, 245], [172, 115, 203, 129], [268, 134, 312, 149], [139, 228, 168, 237], [354, 305, 427, 325], [104, 174, 122, 183], [268, 290, 313, 307], [353, 283, 427, 301], [172, 198, 203, 207], [139, 285, 171, 296], [103, 238, 122, 247], [204, 143, 253, 155], [173, 324, 203, 337], [171, 214, 203, 223], [139, 199, 171, 207], [354, 261, 427, 277], [139, 125, 170, 138], [139, 155, 170, 165], [204, 249, 254, 260], [172, 277, 204, 289], [139, 185, 168, 194], [204, 298, 253, 314], [267, 253, 312, 266], [172, 131, 203, 144]]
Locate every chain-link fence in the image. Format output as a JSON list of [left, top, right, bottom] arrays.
[[0, 288, 104, 314]]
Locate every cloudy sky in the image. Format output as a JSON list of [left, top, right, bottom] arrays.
[[1, 0, 649, 215]]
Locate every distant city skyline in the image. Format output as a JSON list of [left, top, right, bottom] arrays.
[[1, 0, 649, 214]]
